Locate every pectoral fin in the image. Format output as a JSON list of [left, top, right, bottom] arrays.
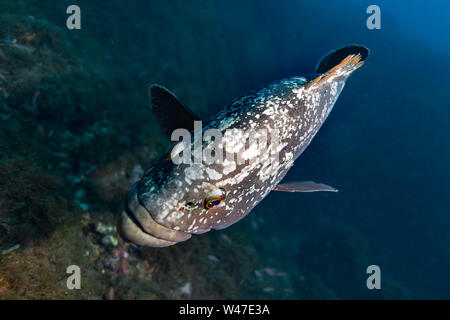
[[274, 181, 338, 193], [149, 84, 200, 139]]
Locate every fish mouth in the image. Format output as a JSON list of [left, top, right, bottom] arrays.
[[117, 184, 191, 247]]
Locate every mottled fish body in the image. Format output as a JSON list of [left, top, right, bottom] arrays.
[[118, 45, 369, 247]]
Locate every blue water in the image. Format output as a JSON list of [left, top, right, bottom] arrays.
[[213, 0, 450, 298]]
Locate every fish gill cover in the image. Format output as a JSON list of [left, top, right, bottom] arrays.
[[0, 0, 449, 300]]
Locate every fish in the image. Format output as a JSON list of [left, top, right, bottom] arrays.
[[254, 270, 264, 279], [207, 255, 220, 263], [117, 45, 369, 247], [220, 234, 232, 244], [263, 267, 278, 277], [180, 282, 192, 296]]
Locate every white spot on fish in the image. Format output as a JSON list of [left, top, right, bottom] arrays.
[[206, 167, 222, 180]]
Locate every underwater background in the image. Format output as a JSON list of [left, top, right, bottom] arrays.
[[0, 0, 449, 299]]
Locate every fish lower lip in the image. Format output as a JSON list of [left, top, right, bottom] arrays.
[[118, 206, 175, 247], [117, 188, 191, 247]]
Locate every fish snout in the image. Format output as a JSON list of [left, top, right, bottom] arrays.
[[117, 184, 191, 247]]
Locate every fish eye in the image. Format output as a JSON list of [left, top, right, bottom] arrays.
[[205, 199, 221, 209], [204, 188, 226, 210]]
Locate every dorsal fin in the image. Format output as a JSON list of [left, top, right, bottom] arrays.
[[315, 45, 369, 74], [149, 84, 200, 139]]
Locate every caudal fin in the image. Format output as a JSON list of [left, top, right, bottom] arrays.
[[316, 45, 369, 74], [306, 45, 369, 89]]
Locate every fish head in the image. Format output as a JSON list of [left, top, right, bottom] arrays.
[[118, 156, 235, 247]]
